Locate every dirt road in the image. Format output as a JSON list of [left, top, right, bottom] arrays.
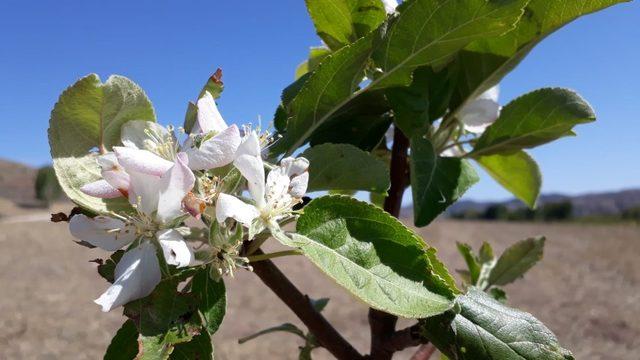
[[0, 204, 638, 359]]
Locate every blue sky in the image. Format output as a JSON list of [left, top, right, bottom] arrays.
[[0, 0, 638, 201]]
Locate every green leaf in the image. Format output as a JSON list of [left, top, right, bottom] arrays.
[[456, 243, 481, 284], [48, 74, 156, 213], [386, 67, 456, 135], [293, 196, 456, 318], [170, 331, 213, 360], [97, 250, 125, 283], [489, 287, 507, 303], [276, 32, 378, 154], [310, 297, 330, 312], [238, 323, 307, 344], [488, 237, 545, 287], [370, 0, 528, 89], [475, 150, 541, 208], [295, 46, 332, 79], [307, 91, 391, 152], [124, 273, 198, 336], [302, 143, 390, 193], [305, 0, 386, 50], [449, 0, 628, 111], [191, 269, 226, 334], [410, 136, 479, 227], [421, 287, 573, 360], [471, 88, 595, 156], [184, 69, 224, 133], [104, 320, 139, 360]]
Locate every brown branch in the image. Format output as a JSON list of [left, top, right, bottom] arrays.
[[410, 344, 437, 360], [368, 126, 410, 360], [251, 249, 364, 360]]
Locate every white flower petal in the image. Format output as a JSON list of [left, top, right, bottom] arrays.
[[127, 170, 162, 216], [478, 85, 500, 102], [185, 125, 241, 170], [156, 229, 193, 268], [216, 193, 259, 227], [459, 99, 501, 134], [289, 172, 309, 198], [157, 153, 195, 223], [94, 242, 161, 312], [121, 121, 171, 150], [80, 180, 123, 199], [382, 0, 398, 14], [234, 154, 265, 208], [196, 91, 228, 134], [266, 167, 291, 205], [280, 157, 309, 177], [114, 146, 173, 177], [97, 153, 130, 191], [441, 145, 465, 158], [236, 131, 261, 158], [69, 214, 136, 251]]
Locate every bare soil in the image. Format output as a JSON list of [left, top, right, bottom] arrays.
[[0, 202, 638, 359]]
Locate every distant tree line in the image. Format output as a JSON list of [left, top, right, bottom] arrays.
[[451, 201, 640, 223]]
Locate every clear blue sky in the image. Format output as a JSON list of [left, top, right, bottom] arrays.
[[0, 0, 638, 201]]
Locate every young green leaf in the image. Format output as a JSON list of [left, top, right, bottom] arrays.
[[471, 88, 595, 156], [170, 331, 213, 360], [184, 69, 224, 133], [295, 46, 332, 79], [104, 320, 139, 360], [488, 236, 545, 287], [276, 32, 378, 154], [475, 150, 542, 208], [293, 196, 457, 318], [421, 287, 574, 360], [191, 269, 226, 334], [370, 0, 528, 89], [302, 143, 390, 193], [456, 243, 481, 284], [48, 74, 156, 213], [410, 136, 479, 227], [305, 0, 386, 50], [449, 0, 628, 112]]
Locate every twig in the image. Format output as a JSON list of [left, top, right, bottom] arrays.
[[410, 344, 437, 360], [250, 249, 364, 360], [246, 249, 301, 262], [368, 126, 410, 360]]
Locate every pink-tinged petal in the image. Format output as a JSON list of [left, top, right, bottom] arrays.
[[289, 172, 309, 198], [94, 242, 161, 312], [80, 180, 123, 199], [121, 121, 171, 150], [234, 154, 265, 208], [156, 229, 193, 268], [69, 214, 136, 251], [127, 170, 162, 216], [113, 146, 173, 177], [156, 153, 195, 222], [183, 192, 206, 219], [196, 91, 228, 134], [185, 125, 241, 170], [102, 169, 130, 194], [215, 193, 259, 227], [236, 131, 261, 158]]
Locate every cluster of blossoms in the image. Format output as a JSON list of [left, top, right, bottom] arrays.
[[69, 91, 309, 312]]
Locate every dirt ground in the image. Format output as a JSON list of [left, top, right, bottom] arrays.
[[0, 201, 638, 359]]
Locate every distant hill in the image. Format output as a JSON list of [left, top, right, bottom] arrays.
[[0, 158, 37, 205], [447, 189, 640, 218]]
